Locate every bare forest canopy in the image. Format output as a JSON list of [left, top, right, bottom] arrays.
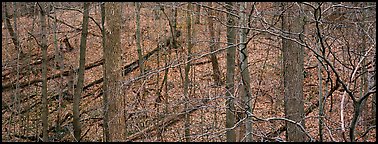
[[1, 2, 376, 142]]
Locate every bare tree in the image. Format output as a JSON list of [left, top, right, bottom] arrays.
[[184, 3, 192, 142], [238, 2, 253, 142], [73, 2, 90, 141], [13, 2, 22, 141], [225, 2, 237, 142], [100, 2, 109, 141], [314, 3, 324, 142], [371, 56, 376, 127], [1, 2, 376, 142], [281, 2, 306, 142], [52, 3, 64, 136], [103, 2, 125, 141], [358, 3, 369, 141], [38, 2, 49, 142], [207, 2, 222, 86], [135, 2, 144, 75]]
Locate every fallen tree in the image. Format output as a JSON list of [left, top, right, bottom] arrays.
[[2, 59, 103, 92], [2, 34, 178, 92]]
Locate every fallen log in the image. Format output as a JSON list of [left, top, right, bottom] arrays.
[[1, 59, 104, 92], [2, 32, 179, 92]]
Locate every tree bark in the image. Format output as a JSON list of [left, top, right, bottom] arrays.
[[238, 2, 253, 142], [73, 2, 90, 141], [12, 2, 22, 140], [39, 2, 49, 142], [317, 31, 324, 142], [52, 3, 64, 134], [359, 5, 369, 141], [314, 4, 324, 142], [135, 2, 144, 75], [100, 3, 109, 141], [183, 3, 192, 142], [281, 2, 306, 142], [371, 57, 376, 126], [103, 2, 125, 142], [225, 2, 237, 142]]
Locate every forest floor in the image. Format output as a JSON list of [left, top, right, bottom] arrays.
[[2, 3, 375, 142]]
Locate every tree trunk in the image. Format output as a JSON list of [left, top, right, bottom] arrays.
[[134, 3, 147, 131], [347, 3, 374, 142], [52, 3, 64, 135], [225, 2, 237, 142], [103, 2, 125, 142], [101, 3, 109, 141], [184, 3, 192, 142], [73, 2, 90, 141], [154, 7, 164, 141], [12, 2, 22, 140], [317, 33, 324, 142], [359, 5, 369, 141], [207, 2, 222, 86], [24, 3, 37, 139], [238, 2, 253, 142], [195, 3, 200, 24], [314, 4, 324, 142], [371, 56, 376, 126], [170, 4, 184, 83], [135, 2, 144, 75], [281, 2, 306, 142], [39, 2, 49, 142], [4, 2, 23, 55]]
